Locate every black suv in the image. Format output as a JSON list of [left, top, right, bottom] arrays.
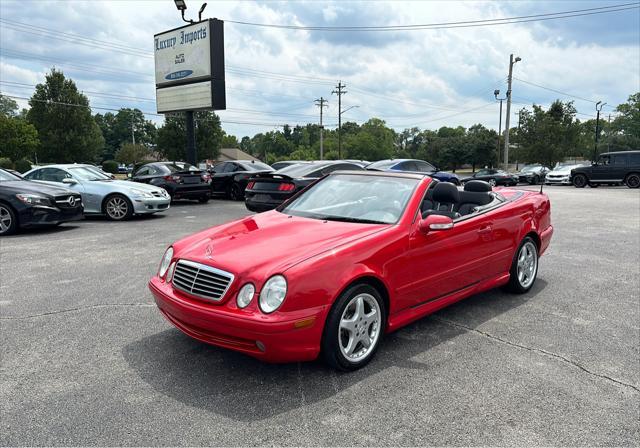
[[571, 151, 640, 189]]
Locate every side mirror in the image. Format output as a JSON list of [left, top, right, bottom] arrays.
[[419, 214, 454, 234], [62, 178, 77, 185]]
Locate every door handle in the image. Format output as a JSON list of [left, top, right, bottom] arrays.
[[478, 225, 493, 234]]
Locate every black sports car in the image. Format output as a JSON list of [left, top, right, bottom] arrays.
[[244, 161, 365, 212], [271, 160, 309, 171], [209, 160, 274, 201], [461, 169, 518, 187], [130, 162, 211, 202], [0, 168, 83, 236], [515, 164, 550, 185]]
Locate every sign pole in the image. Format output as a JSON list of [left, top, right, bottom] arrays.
[[186, 111, 196, 165]]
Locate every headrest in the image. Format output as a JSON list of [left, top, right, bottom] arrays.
[[464, 180, 492, 192], [432, 182, 460, 203]]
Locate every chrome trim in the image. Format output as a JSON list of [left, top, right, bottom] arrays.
[[172, 259, 235, 302]]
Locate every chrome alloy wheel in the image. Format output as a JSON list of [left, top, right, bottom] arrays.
[[488, 178, 497, 187], [516, 241, 538, 289], [338, 293, 381, 362], [0, 205, 12, 234], [106, 196, 129, 220]]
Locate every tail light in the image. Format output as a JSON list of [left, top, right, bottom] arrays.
[[164, 175, 181, 183], [278, 183, 295, 192], [247, 181, 255, 190]]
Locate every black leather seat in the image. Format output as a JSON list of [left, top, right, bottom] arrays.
[[458, 180, 493, 215], [422, 182, 460, 219]]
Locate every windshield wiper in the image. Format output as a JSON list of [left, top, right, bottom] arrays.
[[318, 215, 386, 224]]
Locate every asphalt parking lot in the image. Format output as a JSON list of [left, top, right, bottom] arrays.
[[1, 186, 639, 446]]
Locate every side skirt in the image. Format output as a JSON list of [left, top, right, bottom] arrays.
[[386, 273, 510, 333]]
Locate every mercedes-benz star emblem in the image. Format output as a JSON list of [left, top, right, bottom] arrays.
[[205, 245, 213, 259]]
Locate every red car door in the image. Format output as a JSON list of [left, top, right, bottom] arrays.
[[395, 212, 499, 311]]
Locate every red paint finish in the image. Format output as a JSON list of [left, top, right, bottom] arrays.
[[149, 175, 553, 362]]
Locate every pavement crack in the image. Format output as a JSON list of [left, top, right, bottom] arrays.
[[0, 303, 155, 320], [432, 316, 640, 394]]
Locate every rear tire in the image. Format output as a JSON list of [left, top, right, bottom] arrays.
[[229, 183, 243, 201], [572, 174, 587, 188], [505, 236, 539, 294], [625, 173, 640, 189], [322, 284, 386, 371], [103, 194, 133, 221], [0, 204, 17, 236]]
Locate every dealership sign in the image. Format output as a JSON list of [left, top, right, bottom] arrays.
[[154, 19, 225, 113]]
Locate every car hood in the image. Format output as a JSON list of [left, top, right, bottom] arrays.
[[0, 180, 76, 196], [93, 179, 165, 193], [172, 211, 389, 279], [548, 168, 573, 175]]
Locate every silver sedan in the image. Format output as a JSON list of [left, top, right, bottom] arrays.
[[23, 164, 171, 220]]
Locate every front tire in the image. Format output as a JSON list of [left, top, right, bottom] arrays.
[[625, 173, 640, 189], [0, 204, 17, 236], [531, 175, 540, 185], [488, 178, 497, 187], [103, 194, 133, 221], [322, 284, 386, 371], [505, 237, 539, 293], [572, 174, 588, 188]]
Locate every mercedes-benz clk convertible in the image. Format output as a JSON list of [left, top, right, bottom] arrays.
[[149, 171, 553, 371]]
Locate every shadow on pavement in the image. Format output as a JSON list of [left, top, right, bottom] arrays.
[[123, 280, 547, 422]]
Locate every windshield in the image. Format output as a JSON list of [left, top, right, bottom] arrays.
[[553, 163, 581, 171], [366, 160, 397, 170], [0, 169, 22, 182], [281, 174, 418, 224], [69, 167, 111, 181], [240, 161, 273, 171]]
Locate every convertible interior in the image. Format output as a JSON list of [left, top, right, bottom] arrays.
[[421, 180, 500, 220]]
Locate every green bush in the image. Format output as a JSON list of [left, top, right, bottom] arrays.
[[14, 159, 33, 173], [102, 160, 119, 174], [0, 157, 14, 170]]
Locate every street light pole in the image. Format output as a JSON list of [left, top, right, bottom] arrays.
[[503, 54, 521, 169], [594, 101, 606, 161], [494, 89, 507, 169]]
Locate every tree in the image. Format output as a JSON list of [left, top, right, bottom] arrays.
[[157, 111, 223, 161], [221, 134, 239, 148], [608, 92, 640, 151], [466, 124, 498, 171], [116, 143, 149, 164], [0, 114, 39, 162], [26, 69, 104, 163], [0, 93, 19, 117], [94, 109, 157, 161]]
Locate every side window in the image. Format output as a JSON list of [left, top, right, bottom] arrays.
[[307, 169, 324, 178], [415, 161, 436, 172], [24, 169, 41, 180], [611, 155, 627, 166], [475, 170, 488, 177], [211, 163, 225, 173], [598, 156, 610, 165], [41, 168, 71, 182], [399, 161, 418, 171], [223, 163, 237, 173], [135, 167, 150, 176]]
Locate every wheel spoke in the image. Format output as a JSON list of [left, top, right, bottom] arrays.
[[354, 296, 364, 321]]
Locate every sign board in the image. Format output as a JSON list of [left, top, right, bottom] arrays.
[[154, 19, 225, 112]]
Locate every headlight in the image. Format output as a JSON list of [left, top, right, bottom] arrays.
[[158, 247, 173, 278], [130, 189, 154, 198], [236, 283, 255, 309], [259, 275, 287, 313], [16, 193, 51, 207]]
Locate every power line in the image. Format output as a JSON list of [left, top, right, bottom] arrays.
[[513, 77, 615, 107], [225, 3, 639, 31]]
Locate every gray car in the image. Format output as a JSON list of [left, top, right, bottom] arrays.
[[23, 164, 171, 220]]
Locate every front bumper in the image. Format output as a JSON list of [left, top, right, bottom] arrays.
[[545, 176, 571, 185], [18, 204, 84, 227], [148, 277, 325, 363], [132, 196, 171, 214]]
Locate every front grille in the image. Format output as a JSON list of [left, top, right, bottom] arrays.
[[172, 259, 234, 302], [54, 194, 82, 209]]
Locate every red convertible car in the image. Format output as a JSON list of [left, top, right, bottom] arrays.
[[149, 172, 553, 371]]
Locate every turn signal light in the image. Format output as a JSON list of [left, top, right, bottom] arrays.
[[278, 183, 295, 192]]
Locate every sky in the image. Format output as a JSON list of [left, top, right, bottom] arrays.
[[0, 0, 638, 139]]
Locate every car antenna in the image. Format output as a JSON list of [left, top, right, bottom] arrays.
[[539, 179, 544, 194]]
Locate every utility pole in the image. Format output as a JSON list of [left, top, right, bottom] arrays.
[[332, 81, 346, 158], [186, 111, 196, 165], [607, 113, 611, 152], [131, 117, 136, 145], [503, 54, 521, 169], [594, 101, 606, 162], [314, 97, 328, 160], [494, 89, 507, 169]]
